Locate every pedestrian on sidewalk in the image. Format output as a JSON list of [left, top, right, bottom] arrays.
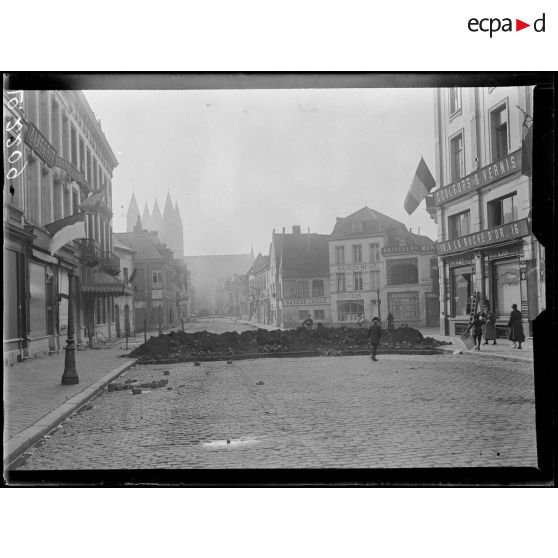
[[507, 303, 525, 349], [466, 313, 484, 350], [483, 307, 498, 345], [302, 312, 314, 330], [368, 317, 382, 361]]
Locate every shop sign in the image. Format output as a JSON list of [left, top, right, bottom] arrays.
[[283, 297, 330, 306], [446, 255, 473, 266], [488, 246, 521, 260], [54, 155, 88, 188], [334, 263, 380, 272], [436, 219, 529, 256], [432, 149, 521, 207], [382, 244, 436, 255], [337, 293, 365, 300], [24, 123, 56, 167]]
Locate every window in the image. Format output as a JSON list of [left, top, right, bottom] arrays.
[[297, 280, 309, 298], [314, 309, 325, 320], [86, 149, 92, 184], [352, 244, 362, 263], [312, 279, 324, 297], [29, 263, 47, 337], [123, 268, 129, 283], [51, 99, 60, 151], [338, 300, 364, 322], [493, 260, 520, 316], [451, 267, 472, 317], [491, 104, 509, 162], [70, 125, 77, 167], [449, 87, 461, 115], [448, 210, 470, 239], [369, 243, 380, 262], [386, 258, 419, 285], [488, 193, 518, 227], [79, 138, 85, 174], [387, 291, 420, 321], [284, 280, 297, 298], [72, 190, 79, 215], [370, 270, 381, 290], [152, 270, 162, 286], [450, 132, 465, 181], [335, 246, 345, 265], [353, 272, 363, 291], [336, 273, 346, 292]]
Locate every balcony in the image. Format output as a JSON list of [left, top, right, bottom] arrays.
[[81, 238, 101, 267], [100, 250, 120, 276]]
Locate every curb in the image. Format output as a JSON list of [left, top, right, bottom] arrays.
[[4, 358, 138, 469], [438, 345, 533, 364]]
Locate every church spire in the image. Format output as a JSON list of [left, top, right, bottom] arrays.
[[141, 202, 151, 231], [126, 192, 140, 232], [151, 199, 163, 233]]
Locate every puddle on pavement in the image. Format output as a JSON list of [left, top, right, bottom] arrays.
[[202, 437, 258, 449]]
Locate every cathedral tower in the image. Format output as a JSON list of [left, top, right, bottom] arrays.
[[126, 192, 140, 232]]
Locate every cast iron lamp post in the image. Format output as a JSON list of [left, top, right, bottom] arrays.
[[61, 271, 79, 385]]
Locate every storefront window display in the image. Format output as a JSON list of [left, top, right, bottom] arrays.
[[451, 266, 472, 317], [387, 291, 420, 321], [338, 300, 364, 322], [493, 260, 521, 316], [29, 262, 47, 338]]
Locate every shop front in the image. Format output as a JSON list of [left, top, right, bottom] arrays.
[[438, 219, 536, 336]]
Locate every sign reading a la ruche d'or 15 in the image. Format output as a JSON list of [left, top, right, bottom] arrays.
[[432, 149, 522, 207], [436, 219, 529, 256]]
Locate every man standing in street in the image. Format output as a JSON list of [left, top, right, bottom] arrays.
[[368, 316, 382, 362]]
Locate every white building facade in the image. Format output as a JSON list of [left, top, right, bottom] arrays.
[[428, 86, 543, 337]]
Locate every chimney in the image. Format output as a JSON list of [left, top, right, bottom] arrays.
[[282, 227, 285, 234], [292, 225, 301, 234], [409, 227, 412, 233]]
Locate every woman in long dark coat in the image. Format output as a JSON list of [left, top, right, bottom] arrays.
[[507, 303, 525, 349], [483, 308, 498, 345]]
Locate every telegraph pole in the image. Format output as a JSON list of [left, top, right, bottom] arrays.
[[61, 271, 79, 385]]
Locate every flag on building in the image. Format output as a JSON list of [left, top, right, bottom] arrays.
[[521, 124, 533, 177], [404, 157, 436, 215], [79, 189, 106, 211], [128, 267, 137, 284], [45, 212, 86, 255]]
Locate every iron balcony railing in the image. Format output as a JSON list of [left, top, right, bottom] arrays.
[[100, 250, 120, 276]]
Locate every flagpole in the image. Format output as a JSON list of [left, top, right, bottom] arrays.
[[61, 270, 79, 385]]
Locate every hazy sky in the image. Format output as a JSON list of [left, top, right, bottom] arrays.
[[85, 88, 438, 257]]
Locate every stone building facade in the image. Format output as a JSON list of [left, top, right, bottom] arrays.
[[3, 89, 119, 365], [427, 86, 542, 336], [329, 207, 438, 328]]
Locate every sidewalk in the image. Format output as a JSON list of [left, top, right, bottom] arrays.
[[3, 335, 147, 467], [420, 327, 533, 364]]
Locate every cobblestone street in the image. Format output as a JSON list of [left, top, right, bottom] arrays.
[[13, 350, 536, 469]]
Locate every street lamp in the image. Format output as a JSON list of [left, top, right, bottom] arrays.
[[61, 271, 79, 385]]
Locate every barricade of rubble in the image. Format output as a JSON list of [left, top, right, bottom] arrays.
[[128, 326, 449, 363]]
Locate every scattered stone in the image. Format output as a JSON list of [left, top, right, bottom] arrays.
[[256, 381, 264, 385], [227, 359, 233, 364], [194, 362, 201, 366], [164, 370, 170, 376], [107, 383, 116, 392], [124, 378, 135, 384], [167, 387, 173, 391], [132, 388, 142, 395]]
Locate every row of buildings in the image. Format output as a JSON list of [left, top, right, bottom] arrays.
[[217, 86, 544, 336], [217, 211, 439, 330], [3, 90, 189, 366]]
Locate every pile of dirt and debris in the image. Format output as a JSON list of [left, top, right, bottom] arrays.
[[129, 326, 449, 362]]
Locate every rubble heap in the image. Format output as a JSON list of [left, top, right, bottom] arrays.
[[129, 326, 449, 362]]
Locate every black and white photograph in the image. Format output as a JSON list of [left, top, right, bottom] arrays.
[[3, 74, 554, 484]]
